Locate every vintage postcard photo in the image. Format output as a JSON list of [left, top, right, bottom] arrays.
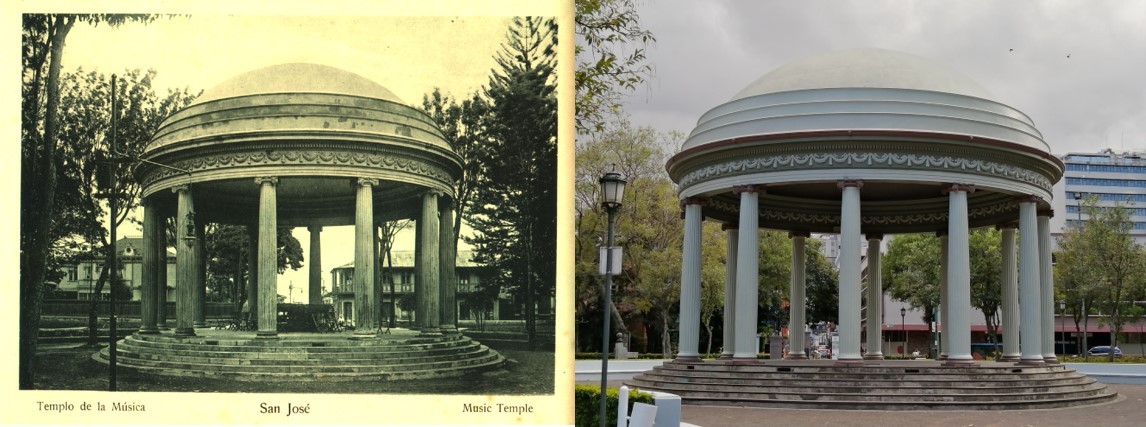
[[5, 1, 573, 425]]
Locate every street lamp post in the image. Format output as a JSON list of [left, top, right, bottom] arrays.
[[1058, 301, 1066, 356], [901, 307, 907, 358], [598, 171, 625, 427]]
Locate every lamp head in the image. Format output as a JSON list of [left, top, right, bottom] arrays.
[[599, 171, 627, 211], [900, 307, 907, 317]]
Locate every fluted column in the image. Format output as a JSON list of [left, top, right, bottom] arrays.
[[419, 191, 441, 335], [354, 178, 378, 336], [999, 224, 1020, 361], [939, 232, 949, 359], [308, 225, 323, 305], [944, 184, 975, 366], [837, 180, 863, 364], [439, 197, 458, 334], [676, 197, 705, 361], [788, 232, 810, 360], [414, 219, 423, 327], [246, 225, 258, 325], [1039, 211, 1058, 364], [256, 177, 279, 339], [864, 233, 883, 360], [156, 217, 168, 330], [733, 186, 762, 361], [720, 224, 738, 359], [139, 197, 159, 334], [1018, 197, 1044, 365], [193, 220, 206, 328], [172, 185, 196, 337]]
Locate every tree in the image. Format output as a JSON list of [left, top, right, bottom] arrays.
[[575, 0, 655, 133], [574, 122, 675, 353], [804, 238, 839, 325], [698, 224, 726, 355], [21, 13, 160, 389], [467, 17, 558, 350], [421, 89, 491, 249], [376, 219, 412, 328], [968, 228, 1003, 346], [1057, 198, 1146, 361], [884, 234, 942, 347]]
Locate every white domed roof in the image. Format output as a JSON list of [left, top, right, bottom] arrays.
[[192, 63, 404, 105], [732, 48, 993, 101]]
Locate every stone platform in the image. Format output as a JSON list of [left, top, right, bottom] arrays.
[[92, 328, 505, 381], [625, 359, 1117, 410]]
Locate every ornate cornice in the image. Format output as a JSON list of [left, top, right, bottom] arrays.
[[678, 152, 1053, 192], [141, 150, 453, 190]]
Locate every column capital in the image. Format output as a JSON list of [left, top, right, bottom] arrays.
[[307, 225, 323, 233], [996, 222, 1018, 230], [255, 176, 279, 186], [788, 231, 811, 239], [1014, 195, 1043, 205], [357, 177, 379, 187], [722, 222, 739, 231], [836, 179, 864, 190], [170, 184, 190, 194], [865, 233, 884, 241], [731, 185, 765, 195], [1037, 208, 1055, 218], [942, 183, 976, 194], [680, 196, 708, 207]]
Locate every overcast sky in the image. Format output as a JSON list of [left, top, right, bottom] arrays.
[[58, 14, 512, 300], [619, 0, 1146, 155]]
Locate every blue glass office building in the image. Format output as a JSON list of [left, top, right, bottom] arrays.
[[1052, 149, 1146, 244]]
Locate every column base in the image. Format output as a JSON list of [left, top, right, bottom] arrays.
[[717, 353, 734, 360], [673, 355, 702, 363], [942, 358, 977, 367], [157, 324, 169, 331], [137, 327, 160, 335], [173, 327, 196, 338], [255, 331, 279, 339], [419, 328, 443, 336], [1043, 356, 1062, 365], [998, 354, 1021, 362], [193, 322, 207, 328], [862, 354, 884, 360], [785, 354, 809, 360], [834, 358, 865, 366], [938, 353, 948, 360], [1017, 358, 1046, 366], [439, 326, 459, 335]]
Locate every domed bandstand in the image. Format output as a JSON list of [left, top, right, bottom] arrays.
[[93, 63, 504, 380], [627, 49, 1116, 408]]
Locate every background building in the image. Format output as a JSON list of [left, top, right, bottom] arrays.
[[54, 236, 176, 302], [1051, 149, 1146, 245]]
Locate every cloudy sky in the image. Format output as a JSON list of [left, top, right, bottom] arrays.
[[619, 0, 1146, 155]]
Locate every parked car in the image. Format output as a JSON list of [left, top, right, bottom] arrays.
[[1087, 346, 1122, 357]]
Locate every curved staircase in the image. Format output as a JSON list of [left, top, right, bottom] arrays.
[[93, 331, 505, 381], [626, 360, 1118, 410]]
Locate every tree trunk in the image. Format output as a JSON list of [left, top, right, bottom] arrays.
[[86, 262, 111, 345], [20, 15, 75, 390], [661, 312, 671, 359], [704, 322, 713, 355]]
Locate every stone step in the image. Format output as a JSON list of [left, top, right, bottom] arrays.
[[99, 347, 501, 373], [659, 362, 1073, 375], [112, 345, 491, 366], [630, 373, 1097, 390], [95, 352, 508, 382], [627, 377, 1103, 396], [130, 332, 455, 346], [630, 381, 1109, 402], [125, 336, 468, 353], [679, 390, 1118, 411], [648, 367, 1079, 382], [116, 340, 480, 359]]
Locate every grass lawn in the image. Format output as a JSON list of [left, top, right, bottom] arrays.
[[31, 343, 554, 395]]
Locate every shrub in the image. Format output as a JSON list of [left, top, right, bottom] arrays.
[[574, 385, 654, 427]]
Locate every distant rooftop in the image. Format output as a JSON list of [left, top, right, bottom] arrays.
[[332, 250, 482, 271]]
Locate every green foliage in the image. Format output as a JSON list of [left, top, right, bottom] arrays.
[[884, 233, 941, 325], [1056, 197, 1146, 361], [421, 89, 490, 252], [969, 228, 1003, 342], [573, 385, 654, 427], [467, 17, 558, 349], [805, 238, 839, 325], [575, 0, 656, 133]]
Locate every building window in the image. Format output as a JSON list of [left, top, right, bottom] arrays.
[[459, 275, 470, 292], [68, 267, 77, 281]]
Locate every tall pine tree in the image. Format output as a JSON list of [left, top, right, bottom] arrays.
[[466, 17, 558, 350]]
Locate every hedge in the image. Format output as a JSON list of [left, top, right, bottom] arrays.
[[574, 385, 654, 427]]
